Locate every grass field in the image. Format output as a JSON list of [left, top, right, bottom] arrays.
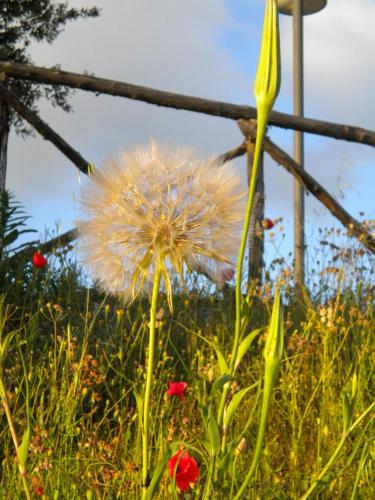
[[0, 224, 374, 499]]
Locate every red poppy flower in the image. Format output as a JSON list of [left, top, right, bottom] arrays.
[[32, 251, 47, 268], [261, 218, 274, 230], [168, 450, 199, 491], [167, 381, 187, 399]]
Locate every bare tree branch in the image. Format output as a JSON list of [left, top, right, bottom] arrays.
[[4, 78, 374, 269], [1, 61, 375, 148], [0, 82, 90, 174], [0, 79, 248, 179], [216, 142, 247, 164], [7, 228, 78, 264], [264, 140, 375, 253], [238, 119, 375, 254], [37, 228, 78, 255]]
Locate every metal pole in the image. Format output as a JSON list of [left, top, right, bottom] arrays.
[[293, 0, 305, 286]]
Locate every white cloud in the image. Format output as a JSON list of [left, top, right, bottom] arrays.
[[7, 0, 248, 234], [280, 0, 375, 124], [6, 0, 375, 245], [268, 0, 375, 231]]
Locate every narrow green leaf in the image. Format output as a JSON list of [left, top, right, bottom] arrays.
[[240, 293, 251, 318], [234, 329, 262, 371], [342, 392, 352, 433], [199, 405, 208, 426], [223, 382, 259, 429], [210, 373, 231, 397], [145, 446, 171, 500], [13, 229, 37, 236], [264, 288, 284, 367], [134, 391, 144, 423], [3, 229, 19, 246], [0, 332, 16, 366], [214, 347, 229, 375], [207, 408, 221, 455], [18, 424, 31, 467], [216, 452, 230, 471], [202, 440, 212, 455]]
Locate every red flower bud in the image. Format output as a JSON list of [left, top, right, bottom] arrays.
[[31, 477, 45, 496], [221, 267, 235, 283], [32, 251, 47, 268], [167, 381, 187, 399], [35, 486, 45, 496], [261, 218, 274, 230], [168, 450, 199, 491]]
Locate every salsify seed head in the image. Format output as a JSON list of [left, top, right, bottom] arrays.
[[77, 140, 245, 303]]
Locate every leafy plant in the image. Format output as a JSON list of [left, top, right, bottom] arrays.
[[0, 189, 36, 260]]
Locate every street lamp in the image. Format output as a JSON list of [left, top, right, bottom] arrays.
[[278, 0, 327, 15], [277, 0, 327, 287]]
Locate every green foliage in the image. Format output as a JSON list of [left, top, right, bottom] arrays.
[[145, 444, 173, 500], [0, 189, 38, 295], [0, 189, 36, 258], [0, 230, 373, 498], [0, 0, 99, 135]]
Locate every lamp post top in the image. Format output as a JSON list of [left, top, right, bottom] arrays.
[[277, 0, 327, 15]]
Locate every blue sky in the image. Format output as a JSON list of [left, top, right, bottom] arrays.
[[6, 0, 375, 267]]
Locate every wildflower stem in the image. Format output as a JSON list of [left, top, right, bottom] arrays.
[[217, 0, 280, 457], [142, 260, 162, 499], [0, 375, 32, 500], [233, 360, 277, 499], [217, 114, 267, 430]]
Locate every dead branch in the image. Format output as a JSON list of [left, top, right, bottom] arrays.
[[1, 79, 248, 178], [1, 61, 375, 148], [238, 119, 375, 253], [6, 228, 78, 264], [264, 140, 375, 253], [216, 142, 247, 164], [0, 83, 90, 174]]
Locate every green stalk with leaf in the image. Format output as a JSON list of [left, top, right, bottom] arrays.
[[0, 298, 32, 500], [218, 0, 281, 430], [211, 1, 283, 496], [234, 288, 284, 499]]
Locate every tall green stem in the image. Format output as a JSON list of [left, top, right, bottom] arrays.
[[217, 114, 267, 430], [142, 262, 162, 500], [233, 363, 277, 499], [0, 375, 32, 500]]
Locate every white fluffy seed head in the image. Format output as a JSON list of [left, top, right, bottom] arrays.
[[76, 140, 245, 301]]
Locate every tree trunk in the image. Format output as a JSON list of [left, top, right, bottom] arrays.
[[0, 95, 10, 193], [0, 91, 9, 270], [247, 142, 265, 288]]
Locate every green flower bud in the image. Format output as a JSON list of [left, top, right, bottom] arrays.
[[264, 287, 284, 371], [254, 0, 281, 130]]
